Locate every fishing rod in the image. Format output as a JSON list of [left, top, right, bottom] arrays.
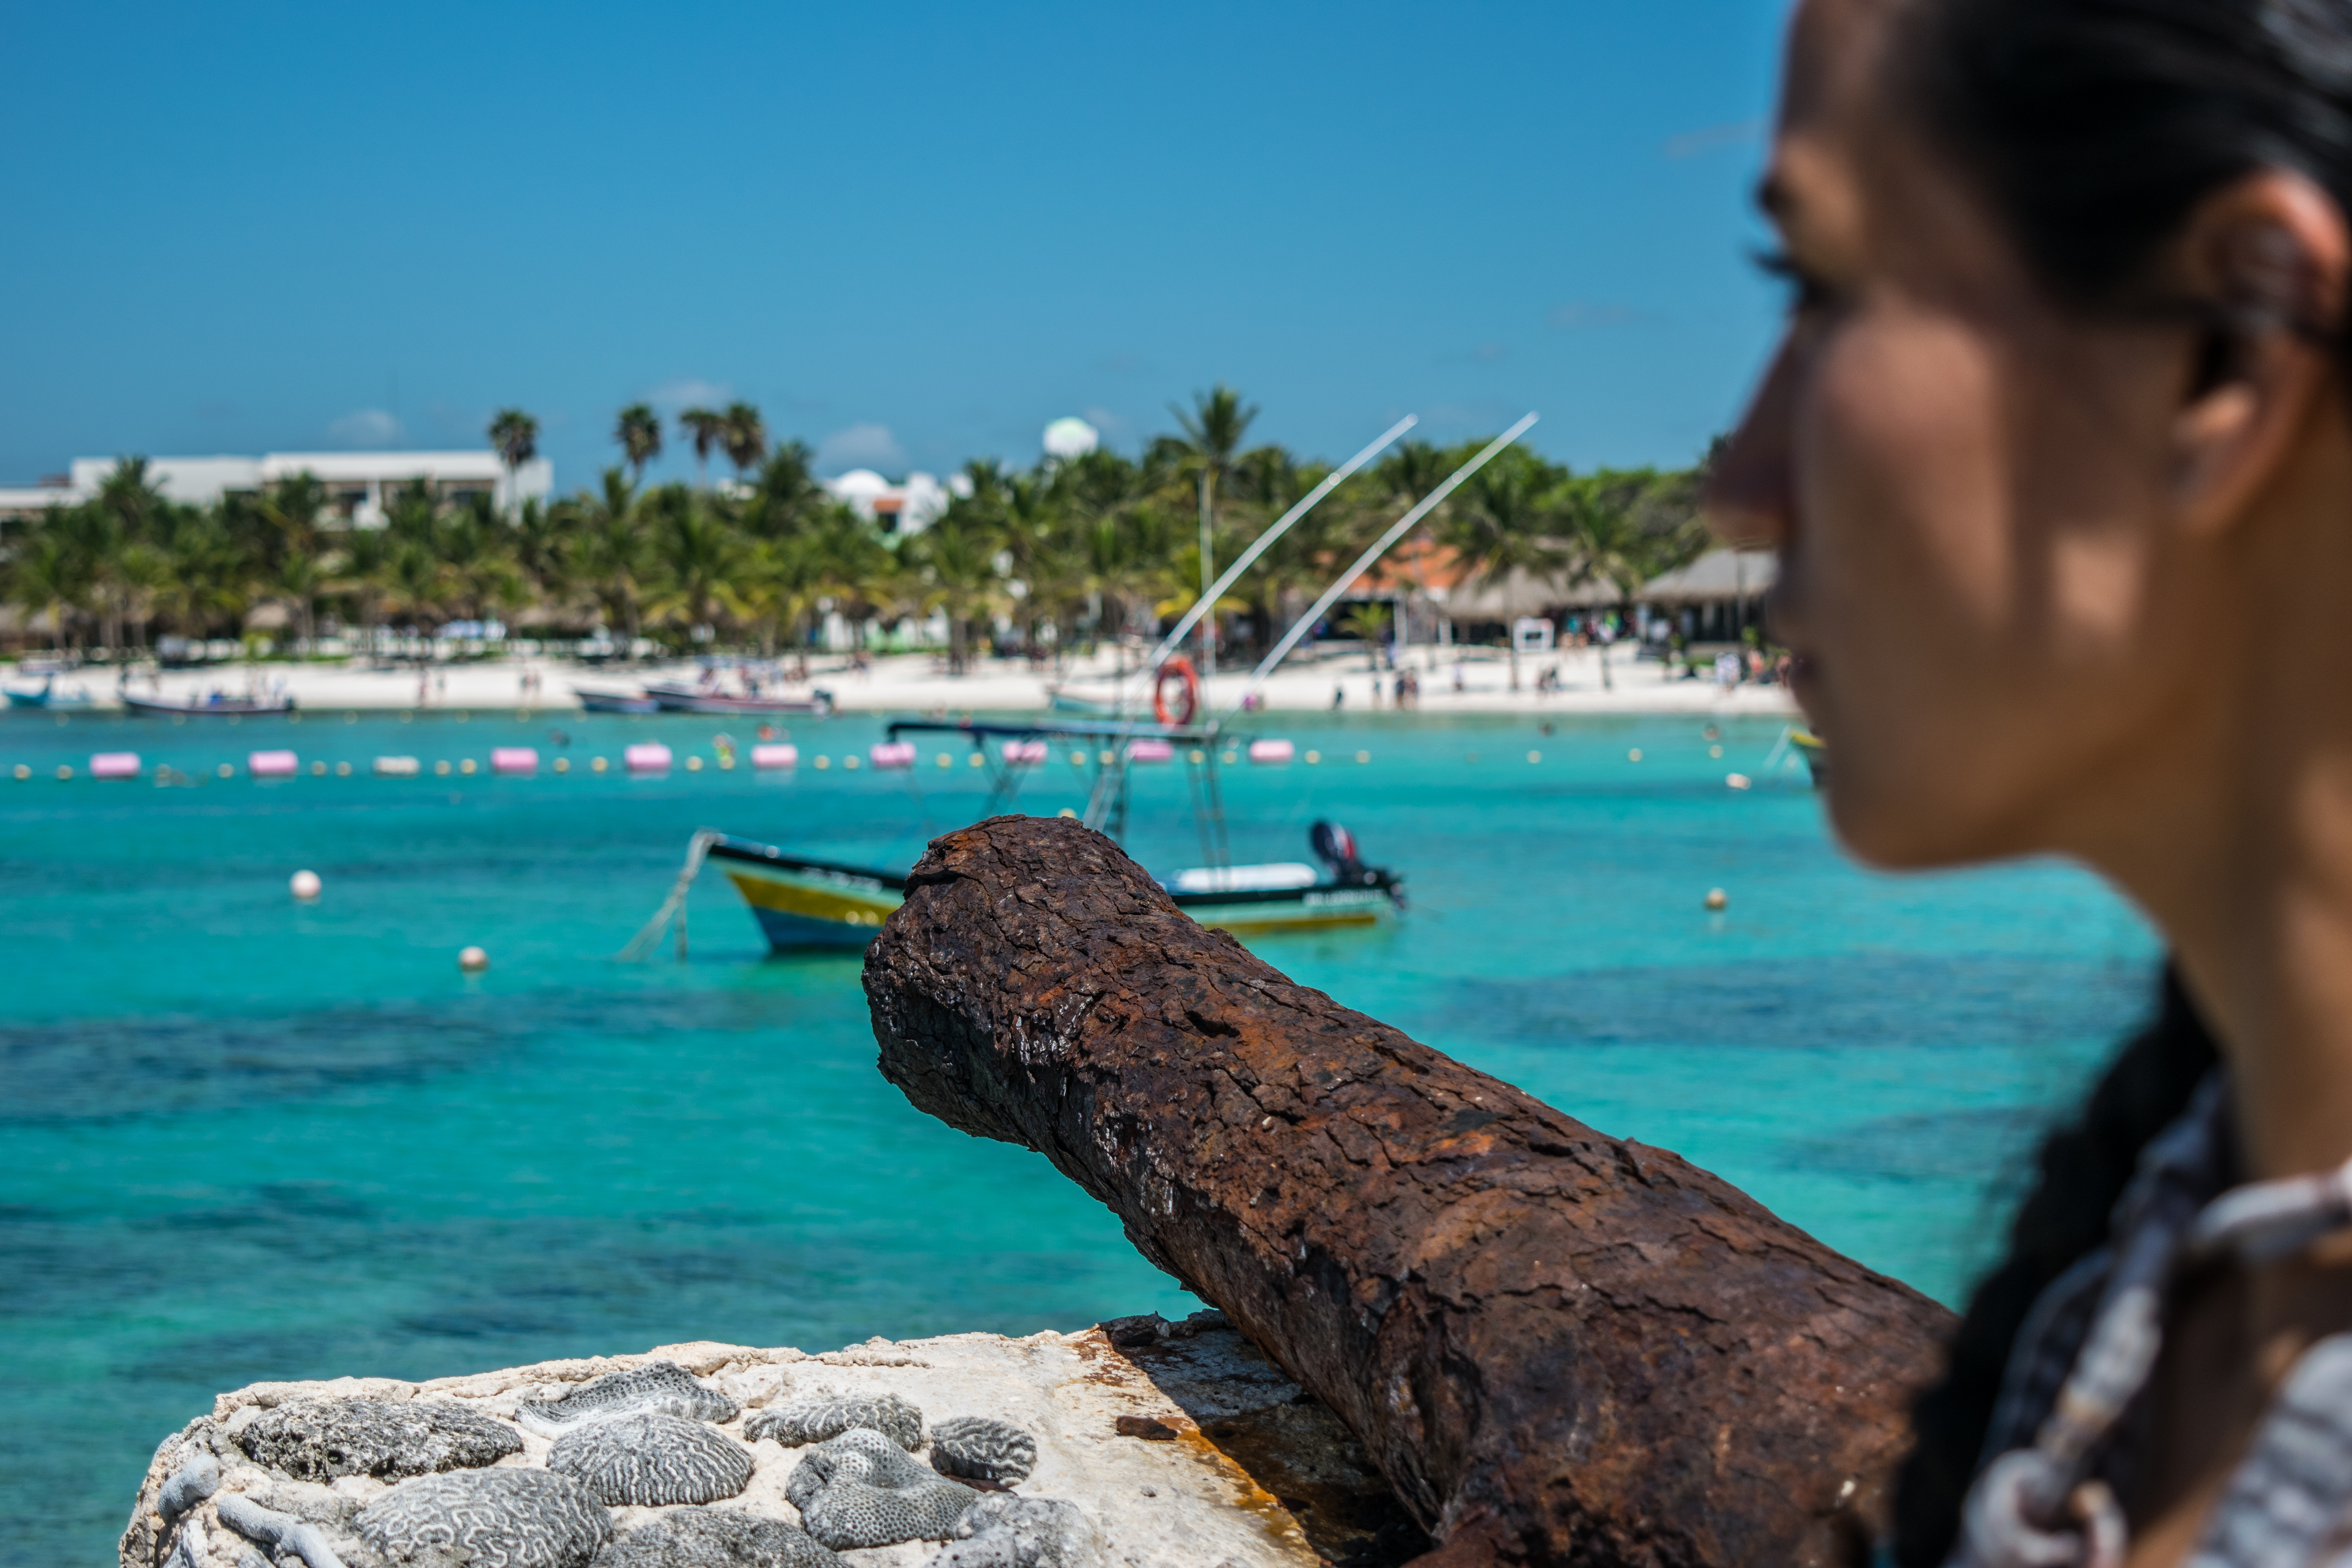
[[1079, 414, 1536, 838], [1223, 412, 1539, 718], [1111, 414, 1419, 720]]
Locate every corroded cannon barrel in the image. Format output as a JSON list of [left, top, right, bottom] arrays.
[[862, 815, 1955, 1568]]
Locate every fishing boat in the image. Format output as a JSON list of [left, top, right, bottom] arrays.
[[642, 658, 832, 716], [572, 685, 661, 714], [122, 690, 296, 717], [619, 411, 1537, 962], [616, 714, 1403, 958], [1043, 682, 1123, 716], [4, 674, 96, 709], [705, 813, 1399, 951], [642, 681, 833, 717], [1789, 729, 1828, 788]]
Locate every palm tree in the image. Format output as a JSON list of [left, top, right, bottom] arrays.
[[616, 404, 662, 481], [254, 473, 329, 650], [1338, 602, 1393, 670], [909, 505, 1006, 674], [678, 408, 727, 487], [1157, 384, 1258, 677], [1440, 454, 1573, 691], [642, 489, 741, 645], [720, 403, 767, 481], [575, 469, 650, 644], [488, 409, 539, 517]]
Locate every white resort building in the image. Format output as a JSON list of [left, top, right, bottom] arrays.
[[817, 468, 962, 535], [0, 450, 554, 524]]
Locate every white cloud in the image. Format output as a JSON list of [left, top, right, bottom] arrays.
[[328, 408, 403, 446], [647, 378, 731, 411], [816, 422, 906, 475]]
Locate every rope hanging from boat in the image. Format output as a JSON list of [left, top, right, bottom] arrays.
[[617, 829, 719, 962]]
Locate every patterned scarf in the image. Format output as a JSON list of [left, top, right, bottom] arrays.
[[1953, 1074, 2352, 1567]]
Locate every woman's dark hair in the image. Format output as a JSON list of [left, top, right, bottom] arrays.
[[1901, 0, 2352, 330], [1874, 8, 2352, 1559], [1892, 969, 2217, 1564]]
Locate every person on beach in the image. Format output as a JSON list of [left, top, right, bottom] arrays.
[[1707, 2, 2352, 1563]]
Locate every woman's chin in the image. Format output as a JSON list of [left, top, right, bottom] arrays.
[[1826, 769, 2006, 871]]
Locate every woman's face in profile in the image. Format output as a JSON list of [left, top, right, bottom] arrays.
[[1711, 0, 2209, 871]]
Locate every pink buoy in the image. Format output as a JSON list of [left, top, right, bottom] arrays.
[[869, 741, 917, 769], [1000, 740, 1049, 763], [624, 742, 672, 772], [491, 747, 539, 775], [751, 743, 799, 769], [248, 750, 299, 777], [89, 751, 141, 780], [1125, 739, 1173, 763], [1247, 738, 1296, 764]]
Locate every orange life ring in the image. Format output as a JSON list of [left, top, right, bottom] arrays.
[[1153, 656, 1201, 727]]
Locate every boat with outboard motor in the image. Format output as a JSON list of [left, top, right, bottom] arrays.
[[615, 713, 1403, 957], [122, 690, 296, 717], [642, 681, 832, 716], [4, 673, 96, 709], [706, 812, 1399, 950], [617, 411, 1543, 962], [572, 686, 662, 714]]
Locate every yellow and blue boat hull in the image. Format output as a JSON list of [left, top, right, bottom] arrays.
[[708, 835, 1401, 950], [710, 842, 905, 950]]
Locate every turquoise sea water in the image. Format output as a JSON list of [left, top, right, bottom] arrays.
[[0, 704, 2158, 1564]]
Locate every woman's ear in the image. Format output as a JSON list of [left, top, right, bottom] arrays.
[[2169, 171, 2351, 536]]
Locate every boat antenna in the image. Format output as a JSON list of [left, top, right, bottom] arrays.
[[1115, 414, 1418, 719], [1223, 412, 1538, 719]]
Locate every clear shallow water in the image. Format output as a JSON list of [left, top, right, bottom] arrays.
[[0, 704, 2158, 1563]]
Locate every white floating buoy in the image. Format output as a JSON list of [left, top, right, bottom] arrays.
[[1628, 748, 1644, 762], [1726, 773, 1752, 791], [752, 744, 798, 769], [1704, 888, 1729, 912], [1248, 739, 1294, 764], [458, 946, 489, 972], [90, 751, 141, 780], [249, 750, 298, 777], [492, 747, 538, 775], [290, 869, 322, 901]]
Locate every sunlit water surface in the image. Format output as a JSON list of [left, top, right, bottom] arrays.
[[0, 704, 2157, 1562]]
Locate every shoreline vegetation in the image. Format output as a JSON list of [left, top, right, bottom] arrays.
[[1, 388, 1718, 677]]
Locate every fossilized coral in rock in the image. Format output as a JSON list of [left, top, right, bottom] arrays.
[[517, 1363, 741, 1437], [239, 1398, 521, 1482], [548, 1412, 752, 1506], [744, 1392, 922, 1453], [927, 1417, 1036, 1486], [592, 1507, 842, 1568], [352, 1468, 613, 1568], [929, 1494, 1101, 1568], [785, 1429, 976, 1550]]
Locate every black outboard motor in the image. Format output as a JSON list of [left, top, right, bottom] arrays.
[[1310, 820, 1364, 879]]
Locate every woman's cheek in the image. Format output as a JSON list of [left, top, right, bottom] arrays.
[[1801, 309, 2033, 862]]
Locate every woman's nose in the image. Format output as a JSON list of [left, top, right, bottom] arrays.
[[1705, 341, 1798, 552]]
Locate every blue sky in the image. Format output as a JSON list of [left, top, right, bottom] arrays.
[[1, 2, 1789, 492]]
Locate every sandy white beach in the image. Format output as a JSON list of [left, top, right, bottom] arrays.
[[13, 644, 1798, 719]]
